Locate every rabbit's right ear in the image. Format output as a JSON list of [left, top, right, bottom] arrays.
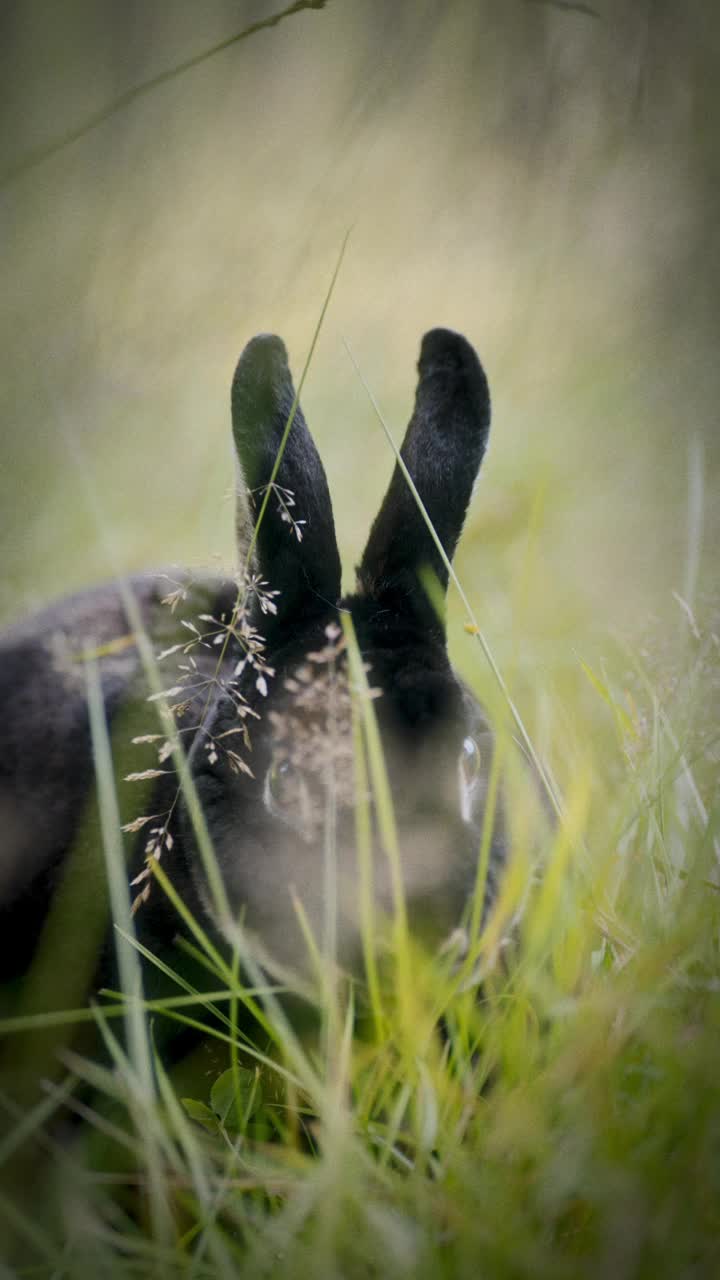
[[231, 335, 342, 630], [357, 328, 490, 630]]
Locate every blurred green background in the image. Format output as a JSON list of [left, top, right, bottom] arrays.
[[1, 0, 718, 697]]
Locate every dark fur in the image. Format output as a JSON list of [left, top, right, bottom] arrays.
[[0, 329, 503, 1089]]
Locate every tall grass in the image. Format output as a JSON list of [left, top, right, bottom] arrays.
[[0, 320, 718, 1276], [2, 591, 717, 1279]]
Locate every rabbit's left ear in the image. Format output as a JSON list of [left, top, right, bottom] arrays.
[[232, 335, 342, 631], [357, 328, 490, 629]]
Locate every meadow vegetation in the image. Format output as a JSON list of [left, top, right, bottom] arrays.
[[1, 2, 718, 1275]]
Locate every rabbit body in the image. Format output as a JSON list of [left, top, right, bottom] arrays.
[[0, 329, 503, 1019]]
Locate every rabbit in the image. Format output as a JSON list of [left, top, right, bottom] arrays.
[[0, 328, 504, 1034]]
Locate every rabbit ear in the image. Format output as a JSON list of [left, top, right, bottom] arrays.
[[231, 335, 341, 627], [357, 329, 490, 629]]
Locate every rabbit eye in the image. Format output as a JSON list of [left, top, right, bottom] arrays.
[[458, 736, 482, 823], [460, 736, 481, 783], [264, 758, 314, 840], [266, 759, 293, 808]]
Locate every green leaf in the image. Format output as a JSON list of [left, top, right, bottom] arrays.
[[210, 1067, 263, 1129], [180, 1098, 219, 1134]]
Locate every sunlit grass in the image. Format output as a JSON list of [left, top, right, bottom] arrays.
[[1, 2, 718, 1272], [1, 266, 719, 1274], [1, 536, 717, 1278]]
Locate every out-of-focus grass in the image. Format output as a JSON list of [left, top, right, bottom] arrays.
[[1, 545, 717, 1277], [1, 1, 717, 648], [1, 2, 719, 1275]]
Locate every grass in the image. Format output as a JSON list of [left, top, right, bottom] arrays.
[[0, 265, 718, 1274], [1, 4, 718, 1271], [1, 562, 718, 1280]]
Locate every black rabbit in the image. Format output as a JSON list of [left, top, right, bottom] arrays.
[[0, 328, 504, 1059]]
